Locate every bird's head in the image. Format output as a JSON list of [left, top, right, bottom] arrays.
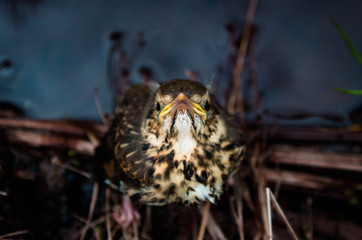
[[149, 79, 217, 137]]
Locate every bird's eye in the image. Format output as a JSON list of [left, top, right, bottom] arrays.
[[204, 101, 210, 111], [156, 102, 161, 111]]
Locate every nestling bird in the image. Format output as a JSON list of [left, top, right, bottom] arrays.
[[102, 79, 245, 206]]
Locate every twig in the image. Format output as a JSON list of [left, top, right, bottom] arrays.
[[264, 169, 333, 190], [122, 229, 130, 240], [273, 176, 282, 199], [253, 231, 263, 240], [258, 178, 268, 239], [80, 182, 100, 240], [51, 156, 92, 179], [0, 230, 29, 239], [133, 220, 139, 240], [198, 204, 227, 240], [111, 198, 122, 238], [229, 177, 245, 240], [266, 188, 273, 240], [206, 211, 227, 240], [141, 206, 152, 238], [71, 213, 88, 223], [228, 0, 258, 117], [111, 221, 122, 239], [250, 36, 262, 116], [267, 126, 362, 142], [94, 88, 107, 126], [197, 201, 211, 240], [184, 69, 199, 81], [192, 212, 200, 240], [306, 198, 313, 240], [249, 141, 269, 238], [106, 188, 112, 240], [266, 188, 300, 240], [7, 129, 95, 155], [239, 180, 255, 212], [270, 145, 362, 172], [0, 118, 85, 135], [89, 216, 107, 229]]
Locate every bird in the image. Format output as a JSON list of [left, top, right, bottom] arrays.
[[101, 79, 245, 206]]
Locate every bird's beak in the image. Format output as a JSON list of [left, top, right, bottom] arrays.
[[159, 93, 207, 121]]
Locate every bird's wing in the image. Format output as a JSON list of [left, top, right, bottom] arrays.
[[216, 101, 246, 173], [105, 82, 159, 189]]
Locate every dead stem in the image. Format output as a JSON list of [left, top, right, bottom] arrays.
[[111, 198, 122, 238], [206, 211, 227, 240], [273, 176, 282, 199], [141, 206, 152, 238], [258, 180, 268, 239], [266, 188, 300, 240], [84, 129, 102, 147], [267, 127, 362, 142], [51, 156, 92, 179], [7, 129, 95, 155], [265, 169, 333, 190], [239, 180, 255, 212], [253, 231, 263, 240], [229, 176, 245, 240], [197, 201, 211, 240], [192, 212, 200, 240], [106, 188, 112, 240], [184, 69, 199, 81], [72, 213, 87, 223], [228, 0, 258, 118], [122, 229, 130, 240], [197, 204, 227, 240], [89, 216, 107, 228], [249, 141, 269, 238], [0, 118, 85, 135], [250, 53, 259, 108], [266, 188, 273, 240], [0, 230, 29, 239], [112, 221, 121, 239], [270, 145, 362, 172], [306, 198, 313, 240], [80, 182, 100, 240], [94, 88, 107, 126], [132, 221, 139, 240]]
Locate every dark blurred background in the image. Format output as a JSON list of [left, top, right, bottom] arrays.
[[0, 0, 361, 122]]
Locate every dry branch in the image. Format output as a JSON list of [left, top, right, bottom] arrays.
[[264, 169, 333, 190], [0, 118, 85, 134], [197, 201, 211, 240], [0, 230, 29, 239], [80, 182, 100, 240], [6, 129, 95, 155], [0, 118, 106, 136], [266, 188, 300, 240], [267, 127, 362, 142], [228, 0, 258, 117], [269, 145, 362, 172], [106, 188, 112, 240], [51, 156, 92, 179], [205, 212, 227, 240], [229, 177, 245, 240]]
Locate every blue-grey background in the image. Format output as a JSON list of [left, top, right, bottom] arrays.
[[0, 0, 361, 126]]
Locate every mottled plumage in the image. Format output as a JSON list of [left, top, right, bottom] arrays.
[[103, 79, 245, 205]]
